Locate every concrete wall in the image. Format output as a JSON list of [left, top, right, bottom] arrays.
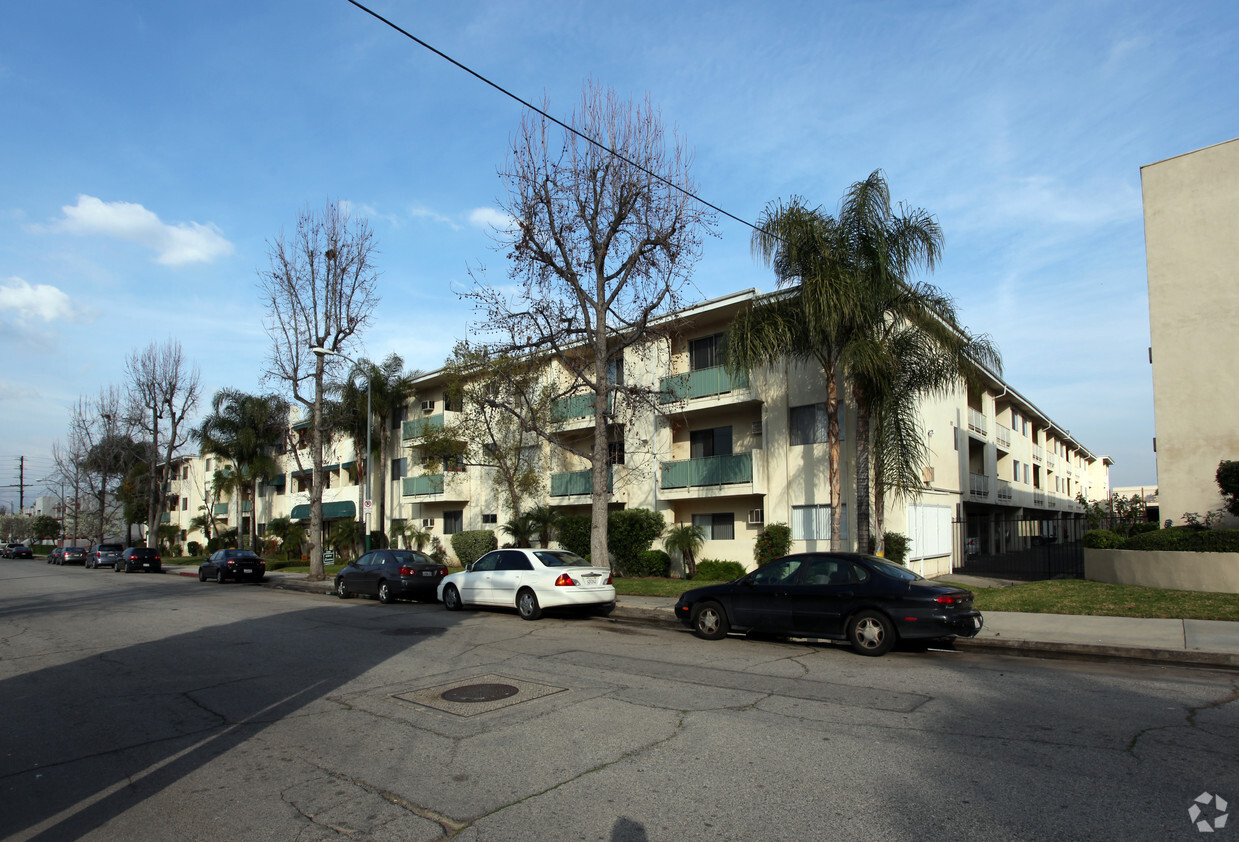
[[1085, 548, 1239, 594]]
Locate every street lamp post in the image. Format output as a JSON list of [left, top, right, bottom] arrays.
[[310, 347, 372, 552]]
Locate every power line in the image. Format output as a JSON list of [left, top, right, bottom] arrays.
[[344, 0, 762, 236]]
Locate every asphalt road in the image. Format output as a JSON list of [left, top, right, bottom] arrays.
[[2, 559, 1236, 841]]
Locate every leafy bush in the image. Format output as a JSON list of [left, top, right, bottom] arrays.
[[1083, 529, 1125, 549], [754, 523, 791, 565], [1128, 521, 1160, 536], [1122, 527, 1239, 553], [557, 514, 591, 558], [882, 532, 909, 565], [428, 536, 448, 565], [187, 541, 202, 557], [617, 549, 671, 578], [1218, 460, 1239, 517], [608, 509, 665, 571], [450, 530, 497, 567], [695, 559, 746, 581]]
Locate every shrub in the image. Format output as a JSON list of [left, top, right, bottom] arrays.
[[1122, 526, 1239, 553], [695, 559, 746, 581], [608, 509, 665, 571], [1218, 460, 1239, 517], [187, 541, 202, 557], [428, 536, 448, 564], [557, 514, 591, 558], [1128, 521, 1160, 536], [450, 530, 497, 567], [754, 523, 791, 565], [1083, 529, 1125, 549], [618, 549, 671, 578], [882, 532, 909, 565]]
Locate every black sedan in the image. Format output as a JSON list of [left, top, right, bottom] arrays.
[[8, 544, 33, 559], [674, 553, 983, 656], [335, 549, 448, 604], [199, 549, 265, 583], [116, 547, 161, 573]]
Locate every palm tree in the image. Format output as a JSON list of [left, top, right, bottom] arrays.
[[399, 520, 431, 551], [500, 514, 536, 548], [195, 389, 289, 552], [525, 504, 560, 548], [663, 522, 705, 579]]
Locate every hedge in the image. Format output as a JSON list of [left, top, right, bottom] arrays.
[[1083, 529, 1125, 549], [1121, 526, 1239, 553], [557, 514, 591, 559], [695, 559, 746, 581], [450, 530, 497, 567], [618, 549, 671, 578], [608, 509, 665, 572], [754, 523, 791, 565]]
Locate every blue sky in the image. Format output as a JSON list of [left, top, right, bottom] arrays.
[[2, 0, 1236, 500]]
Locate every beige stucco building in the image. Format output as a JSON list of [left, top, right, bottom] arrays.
[[1143, 137, 1239, 527]]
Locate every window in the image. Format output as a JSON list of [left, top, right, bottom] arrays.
[[689, 333, 725, 370], [444, 394, 463, 412], [790, 504, 848, 541], [391, 404, 406, 431], [180, 529, 187, 541], [471, 551, 500, 572], [443, 454, 466, 473], [182, 465, 189, 480], [789, 404, 841, 446], [482, 513, 497, 525], [750, 556, 802, 585], [1013, 460, 1020, 483], [1024, 464, 1030, 484], [608, 356, 625, 386], [181, 497, 188, 510], [608, 439, 626, 465], [496, 550, 534, 571], [690, 427, 732, 458], [443, 510, 463, 535], [257, 523, 265, 537], [692, 513, 735, 541], [391, 457, 407, 480]]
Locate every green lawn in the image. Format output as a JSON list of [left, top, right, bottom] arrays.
[[939, 578, 1239, 622]]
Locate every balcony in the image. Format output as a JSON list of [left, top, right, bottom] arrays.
[[1033, 490, 1046, 507], [996, 480, 1013, 502], [996, 424, 1011, 449], [1033, 445, 1045, 464], [550, 393, 614, 426], [550, 466, 613, 498], [402, 471, 469, 502], [659, 451, 764, 499], [402, 414, 444, 440], [659, 366, 750, 405], [968, 472, 990, 499], [967, 408, 988, 436]]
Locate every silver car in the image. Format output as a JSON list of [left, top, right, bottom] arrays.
[[90, 543, 124, 569]]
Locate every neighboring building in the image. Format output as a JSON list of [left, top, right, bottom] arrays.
[[163, 287, 1110, 578], [1142, 137, 1239, 527]]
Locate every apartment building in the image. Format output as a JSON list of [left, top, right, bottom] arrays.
[[1143, 137, 1239, 527], [163, 288, 1110, 577]]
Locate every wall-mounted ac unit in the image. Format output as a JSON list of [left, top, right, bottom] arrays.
[[747, 508, 764, 525], [751, 421, 763, 436], [420, 400, 435, 413], [922, 466, 935, 483], [421, 518, 434, 528]]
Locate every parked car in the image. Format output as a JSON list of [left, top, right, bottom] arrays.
[[90, 543, 124, 569], [198, 549, 266, 583], [8, 544, 33, 559], [2, 542, 19, 558], [47, 547, 64, 565], [60, 546, 90, 565], [437, 548, 616, 620], [334, 549, 448, 604], [116, 547, 161, 574], [673, 553, 984, 657]]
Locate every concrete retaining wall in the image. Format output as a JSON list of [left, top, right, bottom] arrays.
[[1084, 548, 1239, 593]]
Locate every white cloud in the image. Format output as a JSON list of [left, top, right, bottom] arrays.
[[49, 195, 233, 265], [0, 276, 93, 323], [468, 207, 514, 231]]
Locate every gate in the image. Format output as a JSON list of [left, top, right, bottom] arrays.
[[956, 516, 1085, 580]]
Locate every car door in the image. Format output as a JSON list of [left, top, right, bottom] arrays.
[[792, 555, 862, 637], [349, 551, 381, 595], [489, 551, 533, 606], [462, 552, 501, 604], [729, 556, 803, 632]]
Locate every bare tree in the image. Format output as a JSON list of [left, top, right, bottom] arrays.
[[462, 82, 713, 565], [66, 388, 136, 546], [125, 340, 201, 548], [261, 201, 380, 579]]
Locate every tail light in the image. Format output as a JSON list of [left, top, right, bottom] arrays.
[[153, 555, 160, 562], [399, 566, 415, 576], [935, 594, 968, 606], [554, 573, 575, 587], [606, 572, 613, 585]]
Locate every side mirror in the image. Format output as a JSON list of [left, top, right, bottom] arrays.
[[465, 562, 474, 573]]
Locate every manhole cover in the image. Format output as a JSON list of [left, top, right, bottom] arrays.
[[441, 683, 519, 703]]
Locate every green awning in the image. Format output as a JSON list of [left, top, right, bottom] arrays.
[[290, 501, 357, 521]]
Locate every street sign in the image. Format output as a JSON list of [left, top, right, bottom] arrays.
[[323, 550, 335, 563], [363, 499, 373, 514]]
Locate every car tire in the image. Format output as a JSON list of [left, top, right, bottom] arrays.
[[378, 581, 396, 605], [335, 578, 352, 599], [442, 584, 461, 611], [198, 568, 208, 582], [215, 568, 226, 584], [692, 602, 730, 640], [847, 610, 896, 657], [516, 588, 542, 621]]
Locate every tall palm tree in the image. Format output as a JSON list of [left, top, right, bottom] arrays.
[[195, 389, 289, 551]]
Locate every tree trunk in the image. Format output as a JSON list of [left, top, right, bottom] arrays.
[[854, 388, 872, 554], [309, 358, 326, 580], [826, 368, 842, 552], [589, 333, 611, 567], [377, 423, 389, 548]]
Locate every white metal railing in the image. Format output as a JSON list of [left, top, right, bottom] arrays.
[[996, 424, 1011, 448], [1033, 445, 1045, 463], [997, 480, 1013, 501], [967, 408, 988, 436], [969, 472, 990, 498], [1033, 490, 1045, 507]]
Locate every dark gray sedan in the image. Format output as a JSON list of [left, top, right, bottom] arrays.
[[335, 549, 448, 604]]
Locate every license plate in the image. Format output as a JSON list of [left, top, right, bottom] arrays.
[[422, 571, 435, 577]]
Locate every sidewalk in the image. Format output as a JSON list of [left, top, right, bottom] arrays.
[[168, 565, 1239, 669]]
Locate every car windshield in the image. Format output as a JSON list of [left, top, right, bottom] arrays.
[[533, 550, 589, 567], [867, 557, 920, 583]]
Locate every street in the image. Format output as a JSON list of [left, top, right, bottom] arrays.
[[1, 560, 1236, 841]]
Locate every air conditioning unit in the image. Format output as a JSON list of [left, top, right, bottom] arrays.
[[422, 518, 435, 528], [922, 466, 935, 483], [747, 508, 764, 525], [751, 421, 763, 436], [420, 400, 436, 413]]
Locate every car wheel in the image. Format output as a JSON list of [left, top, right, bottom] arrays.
[[335, 578, 352, 599], [516, 588, 542, 621], [215, 568, 226, 584], [442, 584, 461, 611], [198, 568, 208, 582], [692, 602, 730, 640], [378, 581, 396, 605], [847, 610, 896, 657]]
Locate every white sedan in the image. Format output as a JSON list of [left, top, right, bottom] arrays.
[[437, 548, 616, 620]]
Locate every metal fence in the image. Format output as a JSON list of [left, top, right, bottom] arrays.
[[956, 516, 1087, 580]]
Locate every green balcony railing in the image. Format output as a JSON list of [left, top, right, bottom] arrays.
[[550, 467, 613, 497], [403, 474, 445, 496], [659, 365, 749, 404], [660, 452, 753, 489], [551, 392, 615, 422], [402, 414, 444, 440]]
